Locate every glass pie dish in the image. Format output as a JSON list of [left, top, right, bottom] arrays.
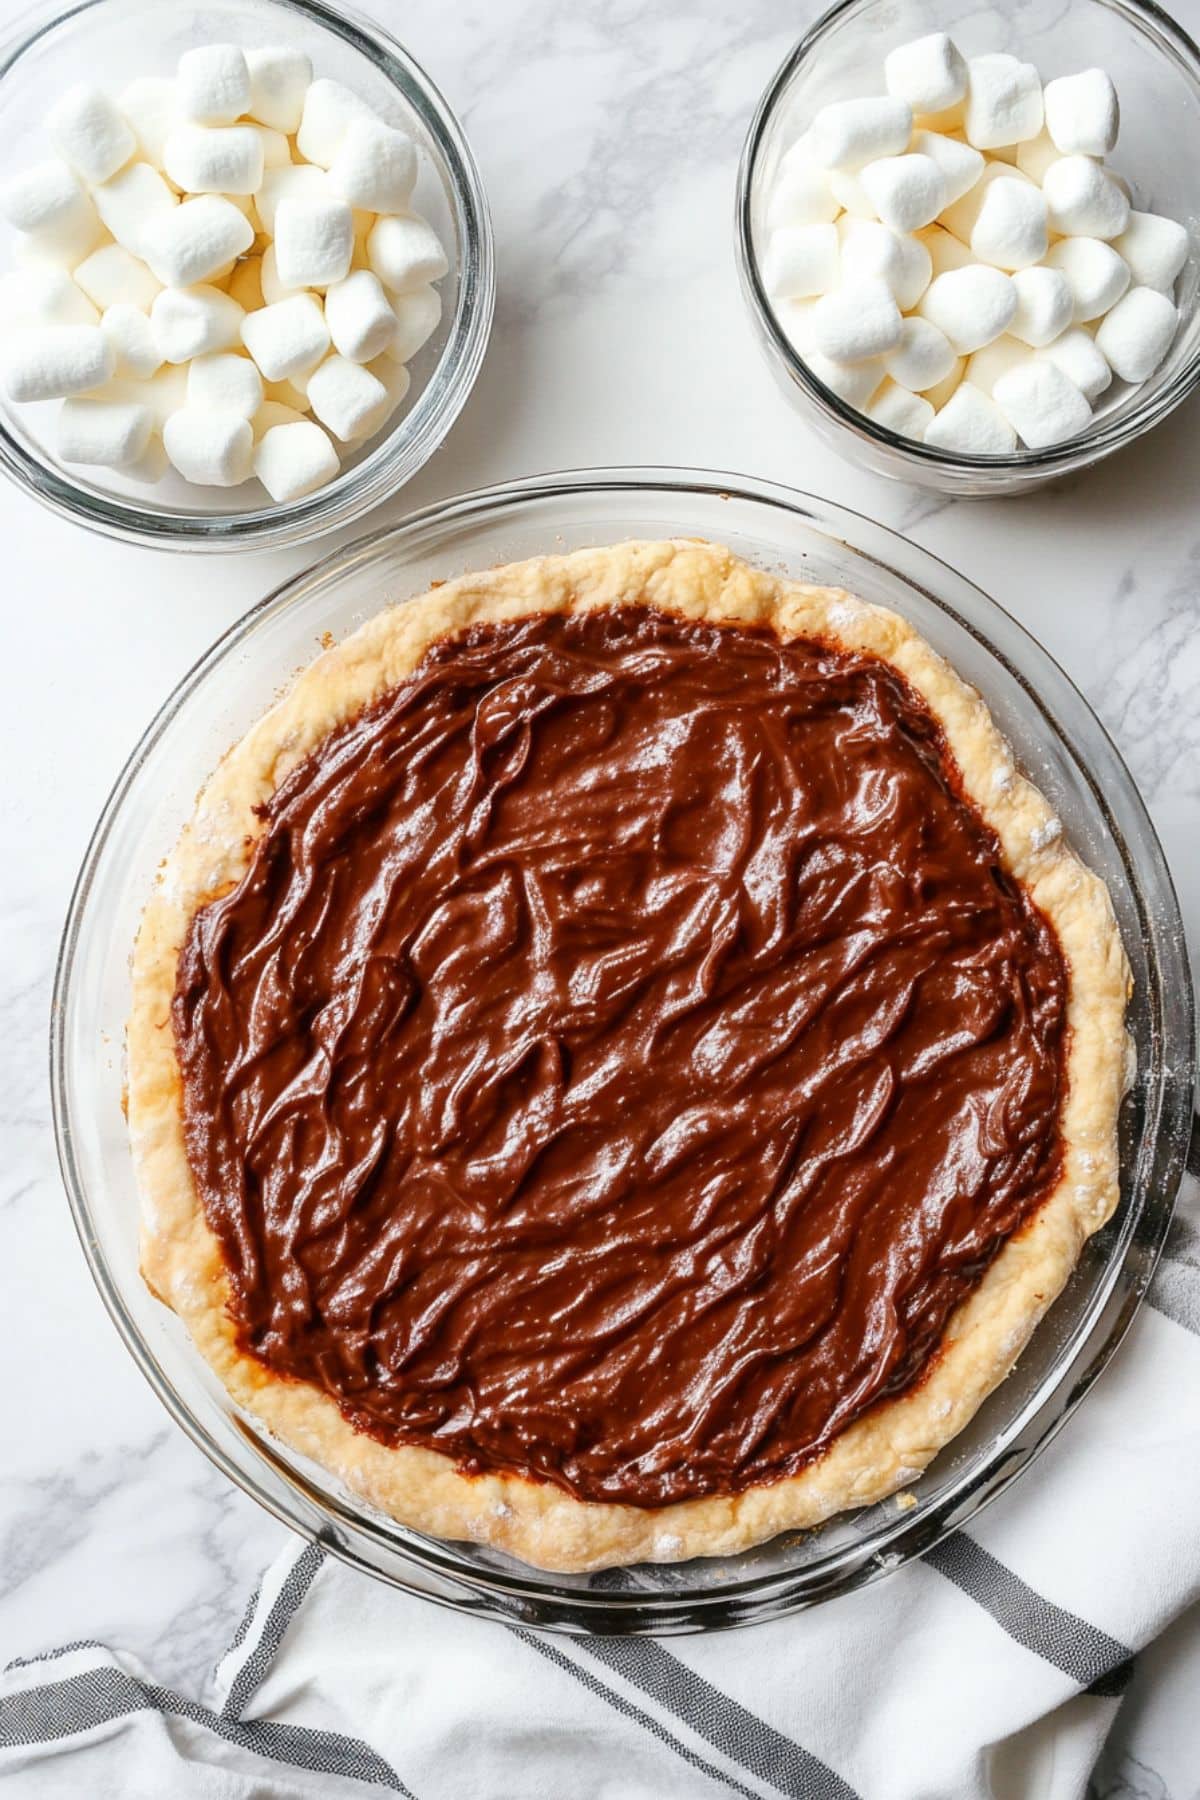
[[51, 469, 1194, 1633]]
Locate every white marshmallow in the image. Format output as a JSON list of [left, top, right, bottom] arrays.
[[0, 161, 101, 269], [296, 79, 379, 169], [163, 125, 265, 197], [924, 381, 1018, 452], [251, 399, 308, 438], [143, 195, 255, 288], [163, 406, 254, 484], [274, 194, 354, 289], [918, 265, 1017, 353], [387, 282, 442, 362], [858, 153, 946, 233], [762, 223, 839, 299], [0, 266, 97, 327], [249, 125, 292, 171], [126, 434, 169, 483], [965, 333, 1032, 396], [909, 130, 984, 206], [177, 45, 251, 125], [1008, 264, 1074, 345], [802, 350, 883, 408], [918, 223, 974, 276], [101, 302, 162, 377], [811, 278, 901, 362], [227, 255, 264, 312], [118, 77, 177, 167], [970, 175, 1048, 271], [765, 143, 838, 228], [1, 324, 114, 401], [92, 163, 178, 260], [47, 84, 135, 183], [187, 350, 263, 418], [323, 269, 398, 362], [151, 283, 244, 362], [1044, 236, 1129, 320], [1036, 326, 1112, 400], [259, 244, 301, 304], [246, 47, 313, 134], [240, 293, 330, 382], [57, 395, 152, 466], [255, 164, 330, 234], [992, 359, 1091, 446], [866, 377, 934, 439], [923, 356, 966, 410], [1043, 69, 1119, 156], [884, 35, 968, 117], [1114, 212, 1189, 294], [306, 352, 389, 440], [102, 363, 189, 425], [808, 97, 912, 172], [74, 244, 161, 312], [1094, 285, 1177, 382], [253, 418, 340, 500], [884, 315, 957, 391], [827, 170, 876, 219], [1042, 155, 1130, 239], [939, 160, 1032, 244], [1014, 130, 1061, 183], [328, 121, 418, 214], [365, 213, 449, 292], [367, 353, 411, 426], [263, 376, 311, 412], [838, 217, 930, 310], [964, 55, 1044, 149]]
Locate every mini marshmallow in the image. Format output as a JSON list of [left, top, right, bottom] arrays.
[[827, 170, 876, 219], [1042, 155, 1130, 239], [177, 45, 251, 125], [143, 195, 255, 288], [306, 352, 389, 439], [366, 213, 449, 293], [1043, 68, 1119, 156], [867, 377, 934, 439], [923, 356, 966, 411], [838, 217, 931, 310], [811, 278, 902, 362], [260, 244, 301, 304], [368, 352, 411, 420], [163, 125, 266, 197], [163, 406, 254, 484], [1014, 130, 1061, 184], [924, 380, 1018, 452], [57, 395, 152, 467], [227, 255, 264, 311], [92, 163, 178, 260], [1114, 212, 1189, 293], [126, 434, 169, 483], [101, 303, 162, 377], [241, 292, 330, 382], [918, 223, 974, 276], [251, 399, 307, 438], [253, 419, 340, 500], [151, 283, 245, 362], [0, 161, 101, 268], [970, 176, 1048, 271], [246, 47, 313, 134], [0, 266, 97, 327], [802, 350, 884, 408], [884, 34, 967, 117], [1036, 326, 1112, 400], [47, 84, 135, 184], [187, 350, 263, 418], [328, 121, 418, 214], [1094, 285, 1177, 382], [909, 130, 984, 206], [1, 324, 114, 401], [965, 333, 1032, 396], [273, 194, 354, 289], [118, 77, 176, 167], [296, 79, 379, 169], [264, 376, 311, 411], [323, 268, 398, 361], [964, 55, 1044, 149], [765, 143, 838, 228], [858, 154, 946, 233], [249, 125, 292, 171], [387, 282, 441, 362], [883, 314, 957, 391], [1044, 236, 1129, 320], [939, 160, 1033, 244], [992, 359, 1091, 446], [1008, 264, 1074, 345], [102, 363, 189, 426], [74, 244, 161, 312], [255, 164, 330, 234], [918, 265, 1017, 353], [808, 97, 913, 172], [762, 223, 839, 299]]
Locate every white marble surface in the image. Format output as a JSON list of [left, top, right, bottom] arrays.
[[0, 0, 1197, 1792]]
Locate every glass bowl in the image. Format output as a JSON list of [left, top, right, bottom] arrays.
[[51, 468, 1194, 1633], [735, 0, 1200, 496], [0, 0, 494, 551]]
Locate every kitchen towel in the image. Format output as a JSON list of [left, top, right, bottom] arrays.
[[2, 1155, 1197, 1800]]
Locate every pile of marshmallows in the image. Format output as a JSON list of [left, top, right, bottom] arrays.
[[0, 44, 449, 503], [762, 34, 1188, 453]]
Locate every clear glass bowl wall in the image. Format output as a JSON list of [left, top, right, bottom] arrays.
[[53, 471, 1194, 1632]]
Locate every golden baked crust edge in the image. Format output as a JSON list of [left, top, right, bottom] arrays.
[[127, 539, 1132, 1573]]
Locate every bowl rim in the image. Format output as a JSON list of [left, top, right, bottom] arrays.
[[50, 465, 1196, 1632], [734, 0, 1200, 475], [0, 0, 495, 551]]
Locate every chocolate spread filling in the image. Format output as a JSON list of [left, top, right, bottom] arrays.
[[174, 604, 1068, 1508]]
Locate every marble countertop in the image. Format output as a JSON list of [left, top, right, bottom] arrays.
[[0, 0, 1196, 1793]]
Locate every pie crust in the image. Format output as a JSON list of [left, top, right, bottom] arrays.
[[128, 540, 1131, 1573]]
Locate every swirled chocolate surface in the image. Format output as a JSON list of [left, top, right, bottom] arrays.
[[174, 604, 1068, 1508]]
